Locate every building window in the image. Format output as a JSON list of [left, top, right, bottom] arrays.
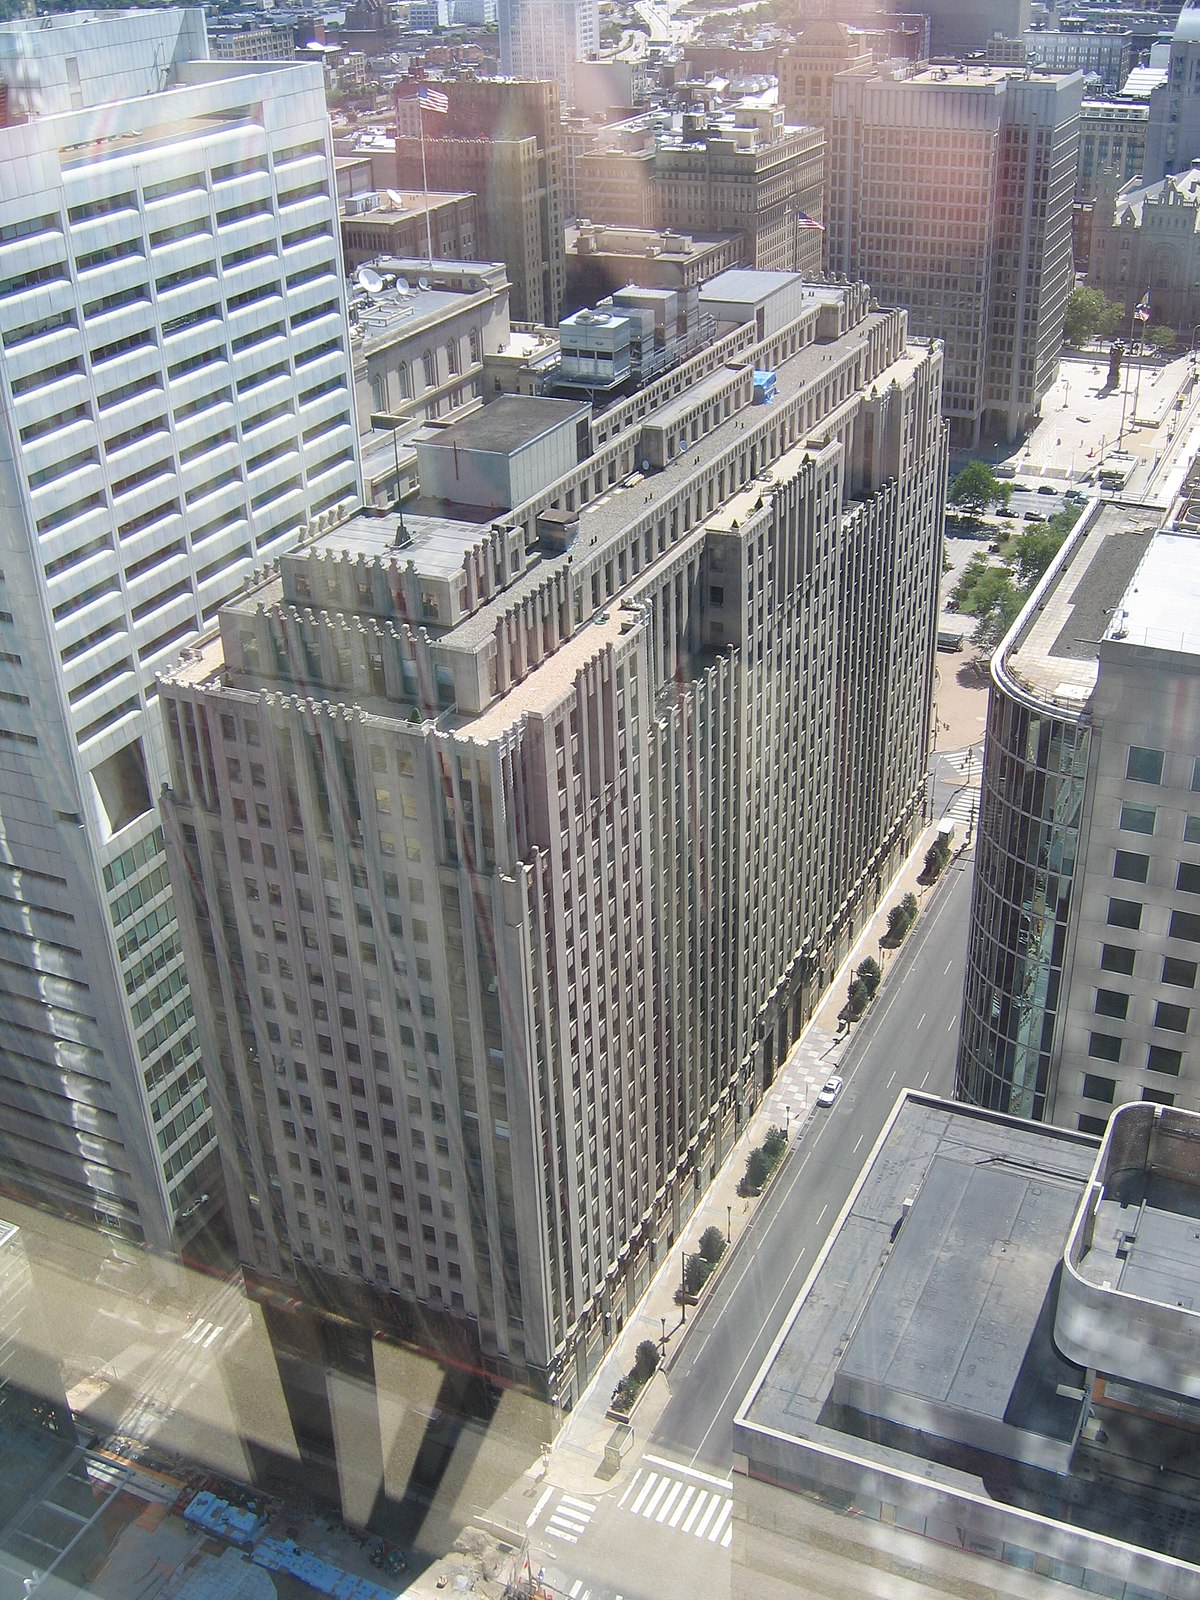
[[1154, 1000, 1190, 1033], [446, 338, 460, 376], [1169, 908, 1200, 941], [1119, 803, 1155, 835], [1147, 1044, 1183, 1075], [1107, 897, 1142, 930], [422, 349, 435, 388], [1087, 1033, 1122, 1064], [1178, 861, 1200, 895], [1126, 745, 1164, 784], [1142, 1088, 1175, 1106], [1162, 956, 1197, 988], [1100, 943, 1135, 975], [1113, 850, 1149, 883], [1094, 988, 1128, 1020], [1077, 1114, 1108, 1135], [1082, 1071, 1117, 1101], [1185, 814, 1200, 844]]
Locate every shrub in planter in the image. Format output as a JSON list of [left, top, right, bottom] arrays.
[[634, 1340, 659, 1384], [684, 1252, 712, 1295], [698, 1225, 726, 1265]]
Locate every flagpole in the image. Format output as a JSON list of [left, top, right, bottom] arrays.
[[418, 104, 434, 269]]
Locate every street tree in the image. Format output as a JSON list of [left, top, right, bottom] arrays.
[[948, 461, 1010, 516], [1145, 323, 1177, 352], [1063, 286, 1121, 346]]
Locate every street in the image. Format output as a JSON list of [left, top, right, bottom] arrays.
[[523, 858, 973, 1600]]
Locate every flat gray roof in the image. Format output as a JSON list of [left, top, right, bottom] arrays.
[[700, 268, 805, 303], [744, 1095, 1095, 1445], [419, 397, 589, 455], [837, 1150, 1085, 1442], [1002, 498, 1161, 711]]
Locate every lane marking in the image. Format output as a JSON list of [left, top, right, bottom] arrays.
[[526, 1486, 553, 1528], [643, 1455, 732, 1490], [916, 1012, 925, 1030], [721, 1524, 732, 1549], [947, 1015, 957, 1030], [667, 1486, 696, 1527], [642, 1478, 671, 1520], [560, 1495, 597, 1514], [921, 1071, 930, 1088], [655, 1483, 684, 1523], [692, 1497, 720, 1540], [617, 1468, 642, 1509], [681, 1493, 708, 1534], [816, 1203, 828, 1225], [708, 1501, 733, 1543], [630, 1474, 659, 1516], [853, 1134, 864, 1153], [886, 1070, 896, 1087], [944, 960, 953, 974], [569, 1583, 583, 1598]]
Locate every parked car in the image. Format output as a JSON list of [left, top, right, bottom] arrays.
[[817, 1075, 844, 1107], [1037, 484, 1057, 496], [996, 507, 1015, 518], [1024, 510, 1045, 522]]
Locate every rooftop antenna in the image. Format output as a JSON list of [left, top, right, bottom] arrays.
[[356, 265, 385, 294]]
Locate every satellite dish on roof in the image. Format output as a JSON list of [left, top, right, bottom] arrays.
[[386, 188, 406, 209], [417, 275, 430, 290], [356, 266, 385, 294], [395, 275, 410, 294]]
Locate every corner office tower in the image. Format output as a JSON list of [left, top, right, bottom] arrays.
[[159, 278, 946, 1407], [0, 10, 361, 1248]]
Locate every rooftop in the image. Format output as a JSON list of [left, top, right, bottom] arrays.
[[1001, 498, 1162, 712], [1112, 530, 1200, 653], [737, 1094, 1200, 1565], [416, 396, 588, 455]]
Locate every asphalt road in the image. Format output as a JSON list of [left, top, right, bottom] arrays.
[[652, 853, 972, 1469]]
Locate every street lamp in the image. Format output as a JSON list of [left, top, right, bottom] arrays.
[[660, 1315, 667, 1361], [726, 1203, 732, 1243], [785, 1104, 791, 1139], [680, 1250, 687, 1322]]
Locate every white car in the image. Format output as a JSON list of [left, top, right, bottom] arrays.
[[816, 1074, 844, 1107]]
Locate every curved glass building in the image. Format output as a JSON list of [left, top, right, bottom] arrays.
[[957, 499, 1200, 1128]]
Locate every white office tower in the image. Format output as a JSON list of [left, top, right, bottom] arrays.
[[498, 0, 598, 107], [0, 9, 362, 1249]]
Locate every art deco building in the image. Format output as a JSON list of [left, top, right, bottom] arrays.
[[958, 502, 1200, 1131], [0, 9, 361, 1248], [159, 276, 945, 1409], [576, 107, 826, 278], [828, 62, 1081, 446]]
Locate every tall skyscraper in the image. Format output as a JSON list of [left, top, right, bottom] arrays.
[[1144, 1, 1200, 182], [828, 62, 1081, 446], [388, 79, 566, 323], [957, 505, 1200, 1129], [498, 0, 598, 107], [159, 275, 946, 1412], [0, 9, 362, 1249]]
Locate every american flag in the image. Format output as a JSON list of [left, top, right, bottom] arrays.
[[796, 211, 825, 231], [417, 84, 449, 114], [1134, 292, 1150, 323]]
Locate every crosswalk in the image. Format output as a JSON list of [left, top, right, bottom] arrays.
[[182, 1318, 224, 1349], [529, 1489, 597, 1546], [616, 1456, 733, 1547]]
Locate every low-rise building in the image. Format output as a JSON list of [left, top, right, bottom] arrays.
[[734, 1093, 1200, 1599], [340, 187, 480, 269], [564, 223, 742, 313], [350, 258, 512, 504]]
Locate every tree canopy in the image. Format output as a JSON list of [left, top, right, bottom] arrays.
[[1063, 286, 1122, 347], [948, 461, 1010, 515], [951, 505, 1083, 660]]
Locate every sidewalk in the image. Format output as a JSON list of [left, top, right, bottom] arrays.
[[528, 678, 988, 1503]]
